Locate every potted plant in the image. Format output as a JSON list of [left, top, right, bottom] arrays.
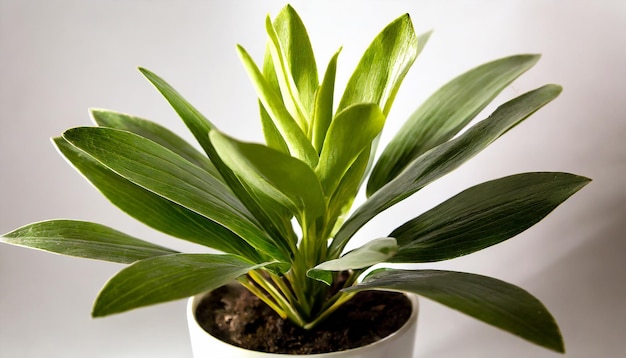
[[1, 4, 589, 357]]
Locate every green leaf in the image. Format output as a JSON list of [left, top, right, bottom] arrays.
[[311, 237, 397, 273], [348, 269, 565, 353], [237, 44, 318, 167], [209, 131, 325, 229], [93, 254, 264, 316], [53, 137, 263, 261], [62, 127, 289, 262], [138, 67, 216, 157], [389, 172, 590, 262], [139, 68, 291, 249], [311, 48, 341, 153], [1, 220, 176, 264], [368, 54, 541, 195], [89, 108, 220, 178], [331, 84, 562, 256], [316, 103, 385, 197], [272, 5, 319, 118], [337, 13, 419, 116]]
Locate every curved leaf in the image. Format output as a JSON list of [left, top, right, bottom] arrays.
[[237, 45, 318, 167], [93, 254, 264, 316], [311, 48, 341, 153], [89, 108, 220, 178], [310, 237, 397, 275], [389, 172, 590, 262], [368, 54, 541, 194], [1, 220, 176, 264], [53, 137, 263, 261], [62, 127, 289, 262], [209, 131, 325, 229], [348, 269, 564, 353], [331, 84, 562, 256], [316, 103, 385, 197], [337, 13, 418, 115]]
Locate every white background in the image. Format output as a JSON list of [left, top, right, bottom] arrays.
[[1, 1, 624, 357]]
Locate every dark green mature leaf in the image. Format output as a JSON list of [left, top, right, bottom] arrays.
[[237, 45, 318, 167], [90, 108, 220, 178], [209, 131, 325, 229], [1, 220, 176, 264], [316, 103, 385, 197], [389, 172, 591, 262], [140, 68, 291, 251], [62, 127, 289, 261], [337, 13, 418, 115], [348, 269, 564, 353], [368, 54, 540, 195], [331, 84, 562, 256], [53, 137, 263, 261], [93, 254, 264, 316]]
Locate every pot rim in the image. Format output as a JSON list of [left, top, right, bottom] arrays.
[[187, 286, 419, 357]]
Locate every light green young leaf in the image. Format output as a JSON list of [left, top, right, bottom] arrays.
[[368, 54, 541, 195], [93, 254, 265, 317], [53, 137, 264, 261], [337, 13, 419, 115], [62, 127, 289, 262], [347, 269, 564, 353], [389, 172, 591, 263], [89, 108, 220, 178], [272, 5, 319, 118], [209, 131, 325, 228], [331, 84, 562, 255], [316, 103, 385, 197], [311, 237, 397, 273], [1, 220, 177, 264], [237, 45, 318, 167], [311, 48, 341, 153]]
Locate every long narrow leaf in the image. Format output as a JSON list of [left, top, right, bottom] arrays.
[[62, 127, 289, 261], [311, 48, 341, 153], [271, 5, 319, 119], [140, 68, 291, 249], [237, 45, 318, 167], [1, 220, 177, 264], [337, 14, 418, 115], [347, 269, 564, 353], [389, 172, 591, 262], [53, 137, 263, 261], [90, 108, 220, 178], [93, 254, 265, 316], [368, 54, 541, 194], [331, 84, 562, 255]]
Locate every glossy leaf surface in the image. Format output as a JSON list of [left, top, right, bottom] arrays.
[[62, 127, 289, 261], [389, 172, 590, 262], [348, 269, 564, 353], [53, 137, 263, 261], [368, 54, 540, 194], [93, 254, 264, 316], [1, 220, 176, 264], [331, 84, 562, 255]]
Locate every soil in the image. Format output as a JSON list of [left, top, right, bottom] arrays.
[[195, 283, 413, 354]]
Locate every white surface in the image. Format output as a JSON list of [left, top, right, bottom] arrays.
[[1, 1, 624, 357]]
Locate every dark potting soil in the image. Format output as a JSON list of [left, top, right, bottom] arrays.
[[195, 284, 412, 354]]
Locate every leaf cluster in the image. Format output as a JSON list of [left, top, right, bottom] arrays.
[[1, 5, 590, 353]]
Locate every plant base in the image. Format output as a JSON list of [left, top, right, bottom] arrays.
[[187, 283, 419, 357]]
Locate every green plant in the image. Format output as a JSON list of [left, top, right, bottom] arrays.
[[1, 5, 589, 353]]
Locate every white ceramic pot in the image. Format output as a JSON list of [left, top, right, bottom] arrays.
[[187, 289, 419, 358]]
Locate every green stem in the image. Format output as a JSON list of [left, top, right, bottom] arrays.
[[248, 270, 306, 326]]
